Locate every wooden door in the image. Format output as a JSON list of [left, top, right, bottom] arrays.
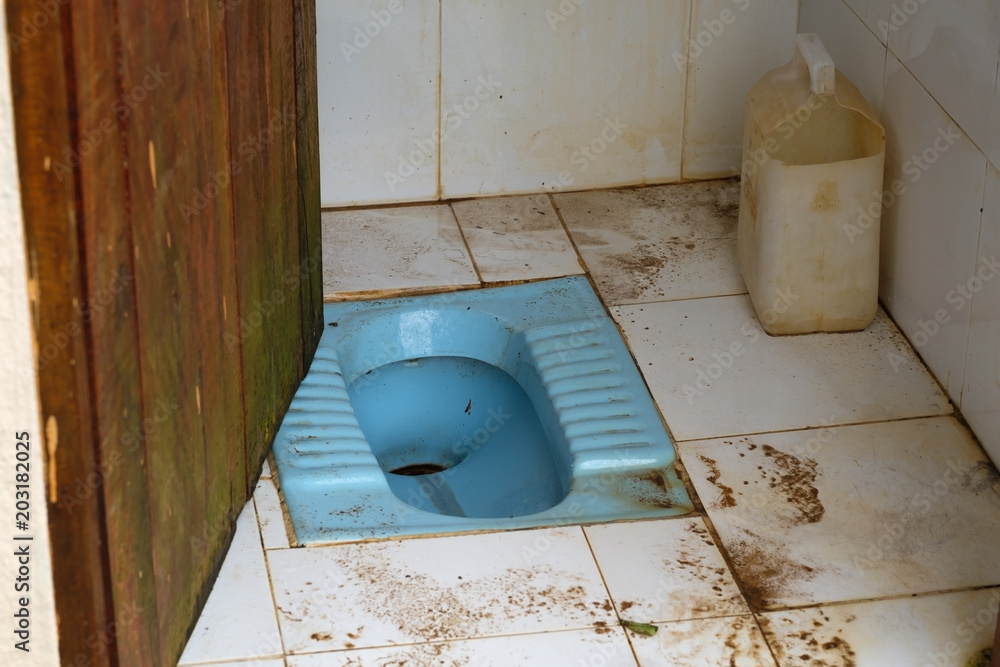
[[5, 0, 323, 664]]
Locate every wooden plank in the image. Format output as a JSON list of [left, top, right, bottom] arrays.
[[115, 2, 247, 662], [226, 0, 305, 476], [65, 0, 161, 663], [4, 2, 112, 665], [294, 0, 325, 367]]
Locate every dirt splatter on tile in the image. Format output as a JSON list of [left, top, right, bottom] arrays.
[[725, 527, 819, 611], [697, 453, 737, 508], [758, 612, 858, 666], [761, 444, 824, 524]]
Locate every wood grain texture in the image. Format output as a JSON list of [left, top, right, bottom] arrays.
[[10, 0, 322, 662], [64, 0, 162, 663], [5, 2, 112, 665], [226, 0, 304, 476], [294, 0, 324, 367], [114, 1, 249, 661]]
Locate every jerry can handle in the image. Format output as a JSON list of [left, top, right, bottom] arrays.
[[794, 33, 835, 95]]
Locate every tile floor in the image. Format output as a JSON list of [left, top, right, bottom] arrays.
[[179, 180, 1000, 666]]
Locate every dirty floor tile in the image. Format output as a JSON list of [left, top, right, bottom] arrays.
[[585, 517, 748, 622], [321, 205, 479, 298], [681, 417, 1000, 610], [554, 180, 745, 305], [178, 503, 284, 664], [758, 588, 999, 666], [452, 194, 583, 282], [613, 295, 951, 441], [629, 615, 776, 666], [286, 628, 637, 666], [266, 526, 615, 654], [254, 477, 290, 550], [183, 660, 286, 667]]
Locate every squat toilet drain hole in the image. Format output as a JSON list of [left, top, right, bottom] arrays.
[[388, 462, 450, 476]]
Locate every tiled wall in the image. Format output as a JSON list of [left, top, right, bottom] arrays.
[[316, 0, 798, 207], [800, 0, 1000, 465]]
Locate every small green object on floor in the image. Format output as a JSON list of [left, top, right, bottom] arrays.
[[965, 647, 991, 667], [620, 619, 658, 636]]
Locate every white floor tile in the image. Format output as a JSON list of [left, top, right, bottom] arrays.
[[260, 457, 272, 479], [613, 295, 951, 441], [321, 206, 479, 298], [630, 615, 776, 667], [267, 527, 614, 653], [681, 417, 1000, 610], [178, 503, 284, 664], [452, 195, 583, 283], [254, 478, 290, 550], [287, 628, 637, 666], [554, 181, 746, 305], [585, 517, 748, 622], [182, 660, 285, 667], [758, 588, 1000, 667]]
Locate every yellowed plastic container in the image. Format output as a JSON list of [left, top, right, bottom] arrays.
[[738, 34, 885, 335]]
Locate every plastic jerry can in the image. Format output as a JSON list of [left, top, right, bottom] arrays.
[[737, 33, 885, 335]]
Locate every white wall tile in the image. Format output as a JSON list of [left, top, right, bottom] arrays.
[[799, 0, 887, 116], [440, 0, 689, 199], [843, 0, 892, 44], [682, 0, 799, 179], [989, 51, 1000, 171], [962, 163, 1000, 466], [317, 0, 440, 206], [879, 54, 986, 399], [886, 0, 1000, 153]]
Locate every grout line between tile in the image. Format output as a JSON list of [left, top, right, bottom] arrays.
[[751, 583, 1000, 617], [671, 411, 960, 445], [448, 202, 484, 285], [252, 495, 290, 661], [578, 525, 643, 666]]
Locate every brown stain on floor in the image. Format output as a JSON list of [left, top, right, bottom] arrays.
[[725, 528, 819, 611], [664, 521, 745, 618], [558, 179, 742, 304], [761, 444, 825, 524], [697, 454, 737, 508], [285, 548, 616, 648], [758, 612, 858, 666]]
